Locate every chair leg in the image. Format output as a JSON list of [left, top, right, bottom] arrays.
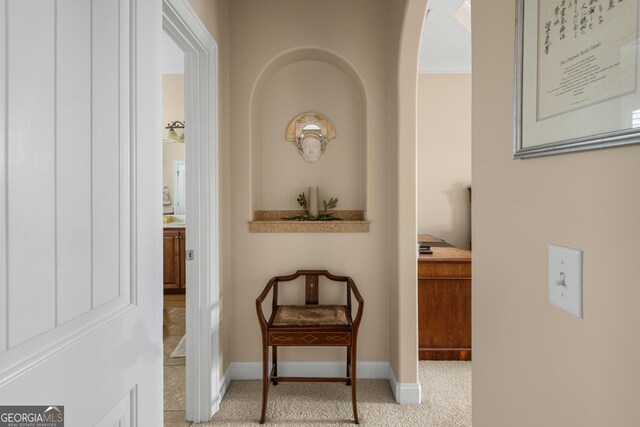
[[346, 346, 351, 386], [260, 341, 269, 424], [272, 346, 278, 385], [351, 342, 359, 424]]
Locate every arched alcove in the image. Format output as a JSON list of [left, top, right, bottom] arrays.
[[249, 47, 370, 231]]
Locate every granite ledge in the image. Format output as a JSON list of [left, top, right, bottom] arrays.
[[248, 219, 370, 233], [253, 210, 366, 221]]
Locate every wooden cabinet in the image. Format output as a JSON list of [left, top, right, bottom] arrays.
[[418, 237, 471, 361], [163, 228, 186, 293]]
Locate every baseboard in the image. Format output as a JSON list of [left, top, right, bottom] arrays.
[[230, 361, 389, 380], [228, 361, 421, 405], [214, 364, 232, 414], [388, 365, 421, 405]]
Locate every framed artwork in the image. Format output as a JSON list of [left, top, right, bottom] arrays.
[[514, 0, 640, 158]]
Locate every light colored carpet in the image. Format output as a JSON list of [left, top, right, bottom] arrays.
[[171, 336, 186, 358], [195, 361, 471, 426]]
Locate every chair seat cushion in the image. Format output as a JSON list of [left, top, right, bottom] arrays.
[[272, 305, 350, 327]]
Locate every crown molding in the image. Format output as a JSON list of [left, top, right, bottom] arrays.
[[419, 63, 472, 74]]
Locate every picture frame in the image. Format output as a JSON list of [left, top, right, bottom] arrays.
[[514, 0, 640, 158]]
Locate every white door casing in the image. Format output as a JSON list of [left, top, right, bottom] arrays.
[[162, 0, 226, 422], [0, 0, 163, 425], [163, 0, 221, 422]]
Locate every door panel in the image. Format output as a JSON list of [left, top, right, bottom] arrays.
[[56, 0, 93, 325], [6, 0, 56, 348], [0, 0, 162, 424], [3, 0, 132, 351], [92, 0, 130, 308], [95, 390, 133, 427]]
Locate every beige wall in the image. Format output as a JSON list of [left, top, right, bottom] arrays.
[[257, 60, 364, 210], [189, 0, 428, 387], [162, 74, 185, 131], [162, 74, 185, 214], [387, 0, 428, 385], [386, 0, 403, 385], [473, 1, 640, 426], [417, 73, 471, 249], [186, 0, 231, 375], [229, 0, 390, 364]]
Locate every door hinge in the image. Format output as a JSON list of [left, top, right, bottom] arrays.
[[186, 250, 195, 261]]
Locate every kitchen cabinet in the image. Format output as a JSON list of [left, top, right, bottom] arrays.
[[163, 228, 186, 292]]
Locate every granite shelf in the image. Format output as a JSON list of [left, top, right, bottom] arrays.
[[249, 210, 370, 233]]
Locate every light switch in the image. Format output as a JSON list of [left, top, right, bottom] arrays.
[[548, 244, 583, 318]]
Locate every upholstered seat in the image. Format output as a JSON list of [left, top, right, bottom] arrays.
[[273, 305, 350, 327]]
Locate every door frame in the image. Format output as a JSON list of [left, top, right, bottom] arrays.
[[163, 0, 220, 422]]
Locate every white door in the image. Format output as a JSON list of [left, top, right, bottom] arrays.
[[173, 160, 186, 215], [0, 0, 163, 425]]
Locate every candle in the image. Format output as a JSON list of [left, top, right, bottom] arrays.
[[309, 187, 319, 217]]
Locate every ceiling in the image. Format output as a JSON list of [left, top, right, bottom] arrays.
[[419, 0, 471, 73], [163, 31, 184, 74], [163, 2, 470, 75]]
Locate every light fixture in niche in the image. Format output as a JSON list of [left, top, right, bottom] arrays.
[[286, 112, 336, 163], [164, 120, 185, 143]]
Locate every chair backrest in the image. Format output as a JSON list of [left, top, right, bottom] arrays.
[[305, 274, 319, 305], [272, 270, 353, 309]]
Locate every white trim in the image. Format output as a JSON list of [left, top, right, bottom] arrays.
[[162, 0, 220, 423], [162, 63, 185, 75], [419, 63, 472, 74], [227, 361, 420, 405], [95, 388, 135, 427], [215, 364, 232, 413], [162, 31, 185, 74], [0, 0, 7, 356], [388, 364, 421, 405], [0, 297, 133, 387]]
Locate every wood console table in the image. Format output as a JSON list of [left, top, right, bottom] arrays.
[[418, 234, 471, 361]]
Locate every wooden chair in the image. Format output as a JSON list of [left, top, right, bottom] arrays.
[[256, 270, 364, 424]]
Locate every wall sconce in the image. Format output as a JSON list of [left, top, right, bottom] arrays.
[[164, 120, 185, 143]]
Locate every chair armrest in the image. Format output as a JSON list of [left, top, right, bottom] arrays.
[[256, 277, 277, 328], [347, 277, 364, 331], [347, 277, 364, 304]]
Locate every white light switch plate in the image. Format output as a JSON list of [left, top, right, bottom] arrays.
[[548, 244, 583, 318]]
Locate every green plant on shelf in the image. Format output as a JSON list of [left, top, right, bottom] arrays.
[[284, 192, 341, 221]]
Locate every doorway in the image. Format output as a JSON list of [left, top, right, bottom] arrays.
[[162, 28, 188, 425], [415, 0, 472, 423], [163, 0, 221, 423], [416, 0, 472, 361]]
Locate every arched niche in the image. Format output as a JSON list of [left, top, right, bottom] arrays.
[[249, 47, 368, 217]]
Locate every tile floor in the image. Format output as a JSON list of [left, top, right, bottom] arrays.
[[163, 294, 189, 426]]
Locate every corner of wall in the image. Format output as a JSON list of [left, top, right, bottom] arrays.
[[388, 363, 422, 405], [386, 0, 429, 386]]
